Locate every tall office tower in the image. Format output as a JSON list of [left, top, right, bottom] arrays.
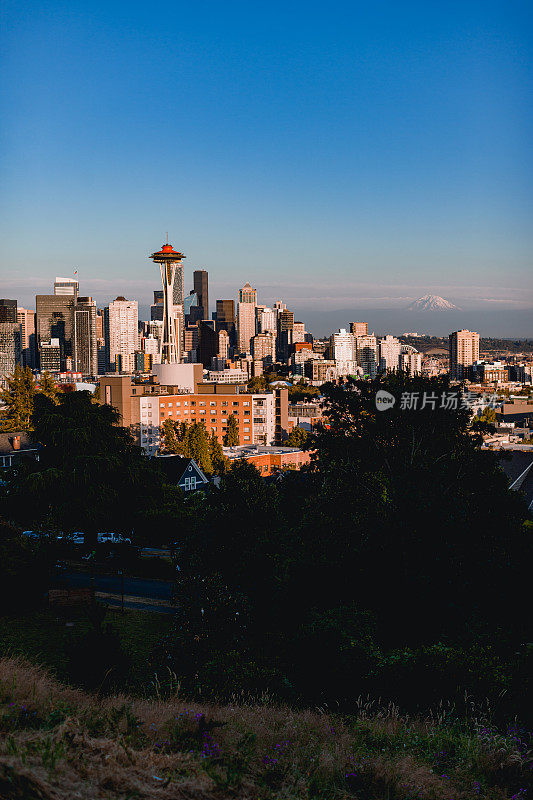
[[237, 283, 257, 354], [197, 321, 218, 368], [331, 328, 356, 361], [400, 351, 422, 376], [276, 309, 294, 361], [0, 323, 22, 388], [16, 308, 36, 368], [36, 294, 75, 369], [54, 277, 79, 297], [252, 333, 276, 364], [350, 321, 368, 337], [379, 335, 401, 373], [104, 297, 138, 373], [193, 270, 209, 320], [150, 290, 164, 322], [95, 311, 104, 340], [149, 242, 185, 363], [356, 334, 378, 378], [449, 329, 480, 380], [218, 329, 230, 360], [216, 300, 236, 344], [0, 299, 17, 322], [293, 321, 306, 343], [39, 339, 61, 372], [273, 300, 286, 312], [257, 306, 276, 336], [73, 296, 98, 376]]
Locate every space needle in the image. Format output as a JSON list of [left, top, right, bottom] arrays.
[[149, 240, 186, 364]]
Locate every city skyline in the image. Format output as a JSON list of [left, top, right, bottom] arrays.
[[1, 1, 532, 335]]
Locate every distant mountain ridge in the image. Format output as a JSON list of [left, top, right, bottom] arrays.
[[407, 294, 460, 311]]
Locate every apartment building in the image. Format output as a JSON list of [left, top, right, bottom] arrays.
[[99, 374, 287, 455]]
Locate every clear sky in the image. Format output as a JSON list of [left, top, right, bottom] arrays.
[[1, 0, 532, 335]]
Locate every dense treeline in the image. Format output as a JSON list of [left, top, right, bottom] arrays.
[[1, 374, 531, 718]]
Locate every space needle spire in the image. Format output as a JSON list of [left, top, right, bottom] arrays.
[[149, 240, 186, 364]]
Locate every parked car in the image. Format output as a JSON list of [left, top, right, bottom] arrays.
[[71, 532, 85, 545], [22, 530, 40, 540], [97, 532, 131, 544]]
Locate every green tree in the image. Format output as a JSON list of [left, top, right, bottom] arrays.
[[10, 391, 169, 546], [247, 375, 267, 393], [285, 425, 310, 448], [187, 422, 213, 474], [161, 418, 180, 453], [288, 379, 319, 402], [38, 371, 58, 402], [223, 413, 239, 446], [209, 430, 228, 475], [0, 365, 36, 431]]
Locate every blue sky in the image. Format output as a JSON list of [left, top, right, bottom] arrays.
[[1, 0, 532, 335]]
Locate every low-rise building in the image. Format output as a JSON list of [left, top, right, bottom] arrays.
[[222, 444, 311, 476]]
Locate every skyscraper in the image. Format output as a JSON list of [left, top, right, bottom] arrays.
[[379, 335, 401, 373], [104, 297, 138, 373], [216, 300, 236, 344], [17, 307, 36, 368], [193, 270, 209, 321], [0, 323, 21, 388], [36, 294, 75, 369], [237, 283, 257, 354], [73, 296, 98, 376], [356, 334, 378, 378], [0, 299, 17, 323], [54, 277, 79, 297], [350, 321, 368, 337], [449, 329, 479, 380]]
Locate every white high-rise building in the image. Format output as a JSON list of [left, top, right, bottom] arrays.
[[237, 282, 257, 354], [104, 297, 138, 373], [54, 277, 79, 297], [449, 330, 480, 380], [379, 335, 401, 373], [356, 334, 378, 378], [400, 351, 423, 376], [331, 328, 355, 361], [258, 306, 276, 336]]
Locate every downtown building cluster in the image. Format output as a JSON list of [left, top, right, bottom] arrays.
[[1, 242, 532, 458]]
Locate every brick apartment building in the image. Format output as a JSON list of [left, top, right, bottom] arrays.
[[99, 373, 288, 455]]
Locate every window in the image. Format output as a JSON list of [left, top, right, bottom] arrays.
[[168, 402, 173, 407], [161, 412, 165, 417], [222, 401, 228, 406], [210, 401, 217, 406], [243, 401, 250, 406], [244, 427, 249, 432], [1, 456, 12, 467], [232, 401, 239, 406], [184, 401, 189, 406], [184, 477, 190, 490], [190, 476, 197, 489], [199, 401, 205, 406], [176, 402, 181, 407], [244, 410, 250, 415], [244, 436, 250, 441], [191, 401, 196, 406]]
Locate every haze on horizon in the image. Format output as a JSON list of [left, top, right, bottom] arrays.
[[1, 0, 532, 337]]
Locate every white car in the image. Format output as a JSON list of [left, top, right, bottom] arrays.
[[22, 530, 40, 540], [71, 532, 85, 545]]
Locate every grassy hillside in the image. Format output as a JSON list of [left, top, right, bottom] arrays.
[[0, 658, 530, 800]]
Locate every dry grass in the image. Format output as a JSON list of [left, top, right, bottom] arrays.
[[0, 658, 530, 799]]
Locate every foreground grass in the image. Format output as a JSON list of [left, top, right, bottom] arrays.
[[0, 658, 530, 799], [0, 608, 169, 690]]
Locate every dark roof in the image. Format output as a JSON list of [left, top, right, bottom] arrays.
[[0, 431, 38, 456], [154, 455, 209, 484]]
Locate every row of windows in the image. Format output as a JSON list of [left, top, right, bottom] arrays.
[[160, 400, 249, 408]]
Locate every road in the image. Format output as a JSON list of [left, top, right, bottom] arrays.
[[498, 451, 533, 511], [63, 572, 176, 614]]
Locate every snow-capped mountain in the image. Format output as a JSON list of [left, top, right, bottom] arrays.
[[407, 295, 460, 311]]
